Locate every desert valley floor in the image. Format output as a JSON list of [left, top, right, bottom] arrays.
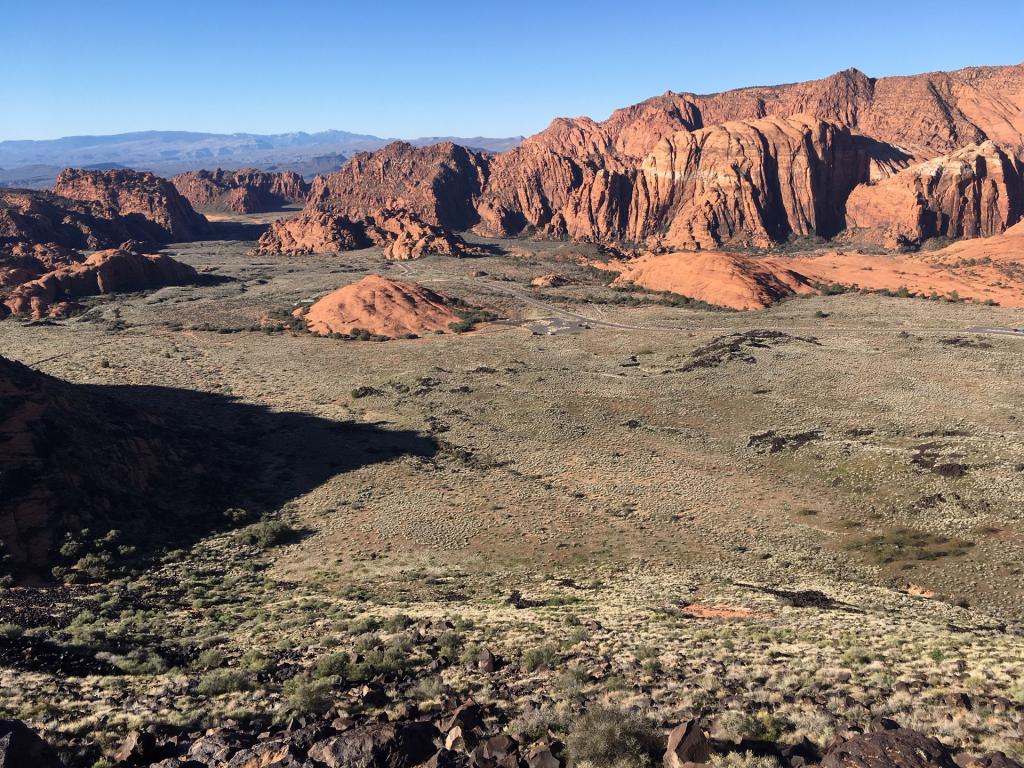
[[1, 216, 1022, 764]]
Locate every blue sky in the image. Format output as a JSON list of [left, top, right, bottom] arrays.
[[3, 0, 1023, 141]]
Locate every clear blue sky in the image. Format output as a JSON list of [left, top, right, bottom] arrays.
[[3, 0, 1022, 141]]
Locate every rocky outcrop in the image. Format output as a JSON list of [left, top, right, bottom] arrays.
[[365, 209, 467, 259], [18, 702, 1018, 768], [301, 275, 463, 338], [307, 141, 489, 230], [171, 168, 309, 213], [254, 208, 469, 259], [530, 273, 572, 287], [4, 248, 198, 319], [0, 188, 161, 250], [605, 250, 815, 309], [664, 720, 711, 768], [0, 242, 83, 287], [845, 141, 1024, 247], [53, 168, 209, 242], [253, 210, 367, 255]]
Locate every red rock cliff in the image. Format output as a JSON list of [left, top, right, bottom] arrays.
[[53, 168, 210, 242]]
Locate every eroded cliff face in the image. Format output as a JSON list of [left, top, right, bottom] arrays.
[[845, 141, 1024, 247], [476, 115, 911, 249], [172, 169, 309, 213], [53, 168, 210, 242], [684, 65, 1024, 156], [265, 64, 1024, 255], [0, 189, 160, 250], [305, 141, 489, 230], [630, 115, 913, 250]]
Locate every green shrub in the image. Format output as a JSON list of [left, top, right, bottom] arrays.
[[566, 706, 661, 768], [197, 669, 251, 695], [195, 648, 226, 670], [239, 520, 295, 549], [314, 652, 352, 680], [523, 643, 559, 672], [283, 675, 333, 715]]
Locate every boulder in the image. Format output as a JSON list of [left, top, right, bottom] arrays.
[[0, 242, 83, 287], [363, 209, 468, 260], [0, 719, 63, 768], [114, 729, 158, 764], [821, 727, 958, 768], [476, 648, 496, 673], [664, 720, 711, 768], [253, 210, 367, 255], [525, 741, 562, 768], [307, 721, 439, 768], [604, 250, 815, 310], [530, 274, 571, 288], [469, 734, 519, 768], [955, 753, 1024, 768]]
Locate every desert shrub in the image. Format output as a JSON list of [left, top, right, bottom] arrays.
[[411, 675, 445, 700], [197, 669, 251, 695], [449, 307, 499, 333], [566, 705, 661, 768], [239, 520, 295, 549], [557, 665, 589, 695], [347, 616, 381, 634], [195, 648, 226, 670], [510, 700, 570, 743], [523, 643, 560, 672], [223, 508, 251, 525], [314, 652, 352, 680], [381, 614, 413, 632], [94, 648, 168, 675], [0, 623, 24, 640], [713, 710, 790, 742], [351, 645, 410, 680], [438, 630, 463, 661], [710, 753, 780, 768], [283, 675, 333, 715], [239, 650, 272, 673]]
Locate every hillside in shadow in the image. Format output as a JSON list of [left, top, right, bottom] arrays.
[[0, 355, 437, 579]]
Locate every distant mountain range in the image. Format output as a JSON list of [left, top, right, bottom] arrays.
[[0, 130, 524, 188]]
